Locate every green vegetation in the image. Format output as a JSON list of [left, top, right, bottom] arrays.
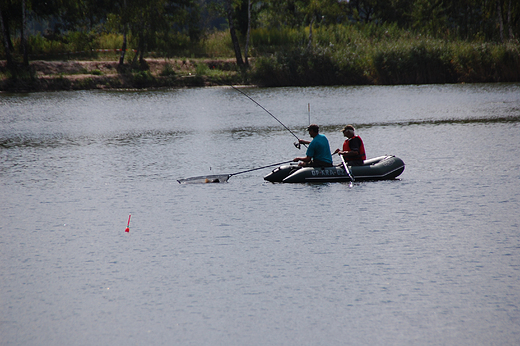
[[253, 25, 520, 86], [1, 0, 519, 91], [160, 64, 176, 77]]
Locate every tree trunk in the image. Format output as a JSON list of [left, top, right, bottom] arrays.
[[119, 0, 127, 66], [0, 8, 14, 70], [131, 23, 146, 67], [244, 0, 251, 67], [507, 0, 513, 39], [131, 37, 146, 67], [1, 9, 13, 52], [227, 2, 244, 67], [119, 28, 127, 66], [131, 46, 140, 66], [21, 0, 28, 66], [307, 17, 315, 51], [138, 24, 146, 65], [497, 0, 504, 42], [139, 42, 145, 65]]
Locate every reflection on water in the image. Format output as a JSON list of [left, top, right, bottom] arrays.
[[1, 83, 520, 346], [0, 130, 187, 149], [354, 114, 520, 129]]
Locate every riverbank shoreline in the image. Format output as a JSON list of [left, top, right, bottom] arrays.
[[0, 59, 245, 93], [2, 51, 520, 93]]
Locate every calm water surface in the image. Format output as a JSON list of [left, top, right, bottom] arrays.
[[1, 84, 520, 345]]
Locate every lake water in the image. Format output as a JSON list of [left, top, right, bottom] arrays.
[[1, 83, 519, 345]]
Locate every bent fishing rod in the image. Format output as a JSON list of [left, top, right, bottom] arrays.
[[228, 85, 307, 148]]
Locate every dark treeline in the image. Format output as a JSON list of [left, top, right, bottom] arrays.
[[1, 0, 203, 69], [1, 0, 519, 87]]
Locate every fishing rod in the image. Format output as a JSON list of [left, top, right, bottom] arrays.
[[178, 86, 309, 184], [229, 85, 306, 148]]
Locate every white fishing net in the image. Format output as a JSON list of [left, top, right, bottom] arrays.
[[177, 174, 231, 184]]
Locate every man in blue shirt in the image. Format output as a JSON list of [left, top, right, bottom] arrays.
[[293, 124, 333, 167]]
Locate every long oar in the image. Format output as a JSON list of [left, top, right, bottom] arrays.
[[178, 160, 294, 184], [229, 85, 307, 148], [339, 153, 355, 182]]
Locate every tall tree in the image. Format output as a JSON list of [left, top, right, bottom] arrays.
[[497, 0, 504, 42], [0, 7, 14, 69], [118, 0, 128, 65], [226, 0, 244, 66], [244, 0, 251, 66], [21, 0, 28, 66], [0, 0, 16, 56]]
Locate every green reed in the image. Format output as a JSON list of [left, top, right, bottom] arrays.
[[252, 24, 520, 85], [3, 23, 519, 86]]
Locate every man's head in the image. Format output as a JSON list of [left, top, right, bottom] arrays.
[[307, 124, 320, 138], [342, 125, 355, 138]]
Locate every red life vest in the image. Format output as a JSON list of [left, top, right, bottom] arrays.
[[343, 136, 366, 161]]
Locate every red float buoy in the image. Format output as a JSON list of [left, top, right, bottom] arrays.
[[125, 214, 131, 232]]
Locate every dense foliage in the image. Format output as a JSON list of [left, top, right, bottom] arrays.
[[1, 0, 519, 86], [252, 25, 520, 85]]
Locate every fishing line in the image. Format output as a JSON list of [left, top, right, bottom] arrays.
[[178, 86, 309, 184], [229, 85, 306, 147]]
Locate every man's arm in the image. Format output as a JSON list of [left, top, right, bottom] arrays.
[[293, 156, 311, 162]]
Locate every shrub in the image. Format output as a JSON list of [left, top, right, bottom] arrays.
[[251, 27, 305, 54], [96, 33, 124, 50], [65, 31, 95, 52], [254, 46, 366, 87], [373, 41, 456, 84], [132, 70, 155, 87], [195, 63, 210, 76], [451, 43, 520, 83], [160, 64, 176, 76], [199, 30, 234, 58]]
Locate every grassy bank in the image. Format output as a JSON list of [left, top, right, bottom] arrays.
[[2, 24, 520, 92], [253, 24, 520, 86], [0, 58, 245, 92]]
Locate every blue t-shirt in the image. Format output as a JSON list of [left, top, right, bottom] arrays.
[[306, 133, 333, 164]]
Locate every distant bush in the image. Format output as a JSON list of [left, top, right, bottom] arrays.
[[132, 70, 155, 87], [200, 30, 234, 58], [251, 27, 306, 54], [2, 22, 520, 86], [64, 31, 95, 52], [373, 41, 456, 84], [451, 43, 520, 83], [160, 64, 176, 76], [27, 34, 67, 55], [195, 63, 210, 76], [254, 45, 368, 87], [253, 24, 520, 85], [96, 33, 124, 50]]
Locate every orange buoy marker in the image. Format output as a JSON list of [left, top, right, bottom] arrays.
[[125, 214, 131, 232]]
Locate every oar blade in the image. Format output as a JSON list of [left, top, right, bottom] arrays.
[[177, 174, 230, 184]]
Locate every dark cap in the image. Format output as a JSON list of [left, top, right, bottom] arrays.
[[307, 124, 319, 132], [342, 125, 355, 132]]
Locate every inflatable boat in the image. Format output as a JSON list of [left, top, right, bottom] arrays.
[[264, 155, 405, 183]]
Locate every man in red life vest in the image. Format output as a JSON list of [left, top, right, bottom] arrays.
[[333, 125, 366, 166]]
